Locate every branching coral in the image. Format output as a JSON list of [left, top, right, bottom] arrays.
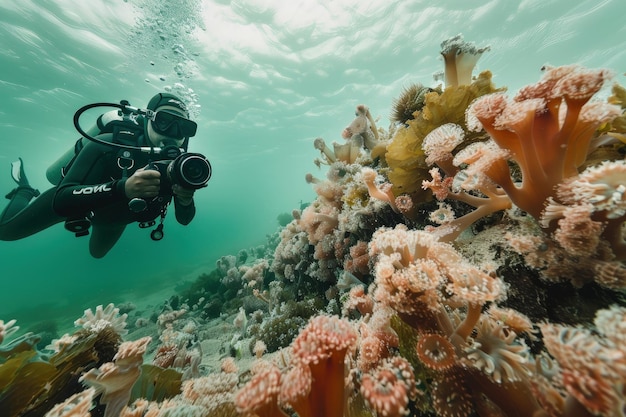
[[75, 303, 129, 336], [422, 141, 513, 241], [421, 65, 624, 251], [466, 65, 619, 219]]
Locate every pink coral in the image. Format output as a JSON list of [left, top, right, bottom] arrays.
[[80, 336, 151, 417], [45, 388, 96, 417], [344, 240, 370, 276], [422, 122, 465, 175], [422, 142, 512, 241], [367, 224, 543, 416], [539, 306, 626, 416], [235, 315, 357, 417], [553, 205, 604, 257], [298, 203, 339, 246], [74, 303, 128, 336], [394, 194, 417, 219], [463, 316, 531, 384], [235, 363, 286, 417], [416, 333, 456, 371], [551, 160, 626, 259]]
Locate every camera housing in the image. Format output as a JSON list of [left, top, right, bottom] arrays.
[[150, 152, 212, 194]]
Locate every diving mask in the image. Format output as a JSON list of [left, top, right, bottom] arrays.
[[149, 110, 197, 138]]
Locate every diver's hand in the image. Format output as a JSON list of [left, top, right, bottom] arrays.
[[125, 167, 161, 199], [172, 184, 194, 206]]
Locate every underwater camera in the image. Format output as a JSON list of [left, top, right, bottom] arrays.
[[148, 151, 212, 192]]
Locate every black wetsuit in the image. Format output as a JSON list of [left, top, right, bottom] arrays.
[[0, 129, 195, 258]]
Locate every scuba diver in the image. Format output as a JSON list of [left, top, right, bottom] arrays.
[[0, 92, 211, 258]]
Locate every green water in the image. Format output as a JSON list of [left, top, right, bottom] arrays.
[[1, 0, 624, 327]]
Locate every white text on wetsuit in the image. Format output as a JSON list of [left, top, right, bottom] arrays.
[[72, 184, 112, 194]]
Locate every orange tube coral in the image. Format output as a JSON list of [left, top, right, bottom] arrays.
[[279, 315, 357, 417], [466, 65, 619, 220]]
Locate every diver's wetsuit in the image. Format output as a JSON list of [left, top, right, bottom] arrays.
[[0, 132, 195, 258]]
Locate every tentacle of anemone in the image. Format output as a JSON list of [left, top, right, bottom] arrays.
[[415, 333, 457, 371]]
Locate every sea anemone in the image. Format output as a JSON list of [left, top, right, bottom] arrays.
[[391, 83, 437, 124], [440, 34, 490, 87]]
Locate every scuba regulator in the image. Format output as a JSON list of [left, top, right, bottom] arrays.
[[66, 100, 212, 240]]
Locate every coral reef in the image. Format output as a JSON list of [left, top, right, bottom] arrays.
[[386, 70, 502, 198], [1, 34, 626, 417]]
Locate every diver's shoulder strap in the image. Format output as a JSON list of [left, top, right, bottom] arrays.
[[97, 111, 145, 146]]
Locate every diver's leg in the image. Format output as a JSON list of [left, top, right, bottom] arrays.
[[0, 158, 63, 240], [89, 221, 126, 258], [2, 157, 40, 220], [2, 185, 40, 221], [0, 187, 64, 241]]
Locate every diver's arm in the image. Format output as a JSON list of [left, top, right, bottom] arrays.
[[52, 141, 127, 217], [171, 184, 195, 224], [173, 196, 195, 225]]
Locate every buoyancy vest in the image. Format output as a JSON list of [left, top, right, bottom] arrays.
[[46, 110, 146, 185]]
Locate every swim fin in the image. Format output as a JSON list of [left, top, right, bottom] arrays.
[[6, 158, 39, 199], [11, 158, 29, 186]]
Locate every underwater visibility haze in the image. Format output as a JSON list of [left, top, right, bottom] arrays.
[[1, 0, 626, 415], [1, 0, 624, 320]]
